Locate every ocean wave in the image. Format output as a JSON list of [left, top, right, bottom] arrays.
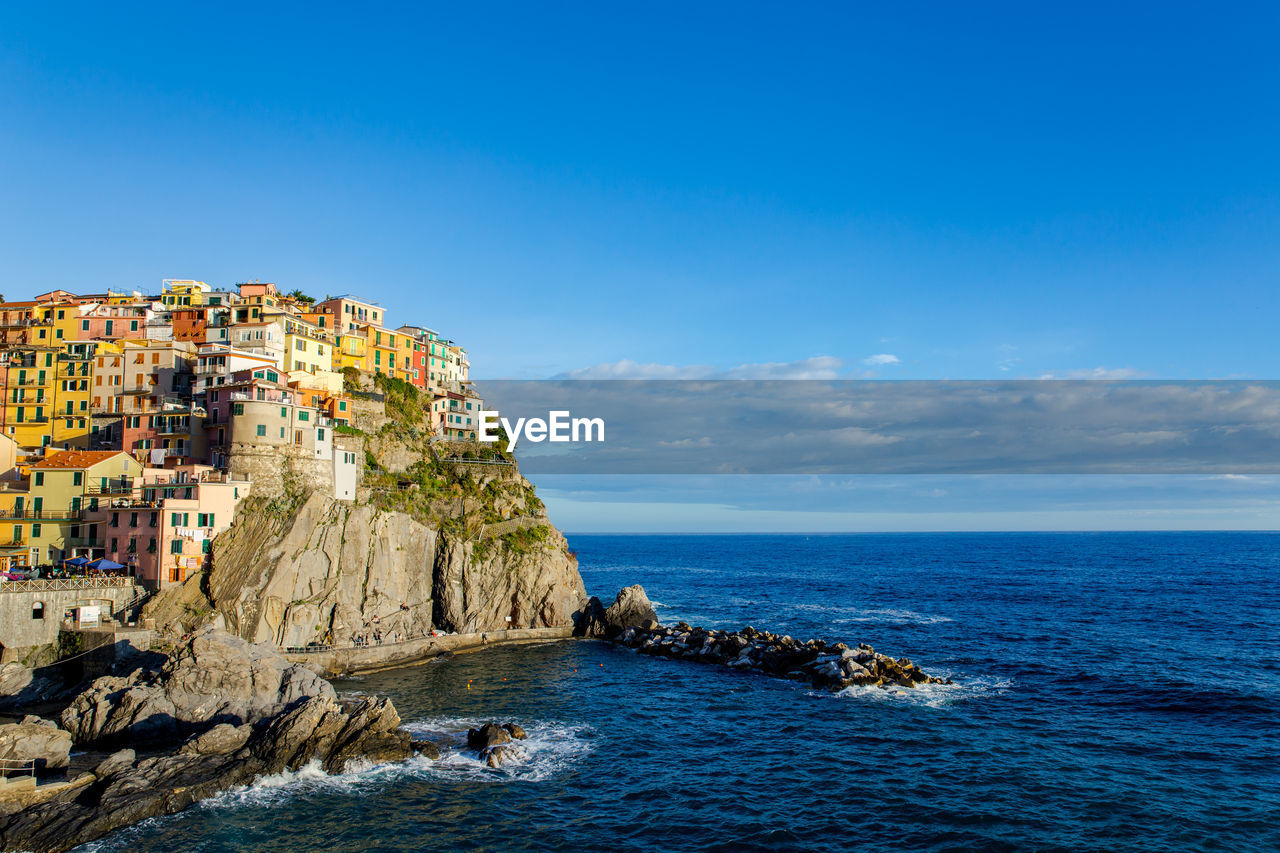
[[788, 603, 955, 626], [400, 716, 593, 783], [190, 717, 590, 813], [811, 673, 1012, 709]]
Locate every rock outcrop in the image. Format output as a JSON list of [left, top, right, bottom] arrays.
[[59, 625, 333, 748], [0, 628, 415, 853], [467, 721, 528, 768], [0, 662, 75, 711], [576, 584, 659, 639], [617, 621, 951, 692], [0, 720, 71, 771]]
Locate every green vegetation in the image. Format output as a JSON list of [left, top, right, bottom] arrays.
[[56, 630, 84, 660], [341, 366, 362, 394], [334, 423, 365, 436], [373, 372, 426, 425]]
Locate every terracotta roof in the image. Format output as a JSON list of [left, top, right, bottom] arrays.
[[31, 450, 129, 470]]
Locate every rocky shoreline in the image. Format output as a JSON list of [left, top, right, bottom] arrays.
[[0, 627, 425, 853]]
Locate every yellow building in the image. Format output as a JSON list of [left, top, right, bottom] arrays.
[[281, 317, 333, 375], [335, 333, 367, 372], [1, 345, 59, 450], [231, 293, 282, 325], [30, 302, 85, 347], [362, 325, 397, 376], [50, 341, 95, 451], [28, 450, 142, 563], [392, 332, 421, 385], [160, 280, 212, 308], [0, 482, 37, 570]]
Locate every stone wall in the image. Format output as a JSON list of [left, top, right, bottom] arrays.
[[0, 582, 146, 663], [228, 436, 363, 501]]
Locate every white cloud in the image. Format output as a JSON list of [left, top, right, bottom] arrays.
[[1037, 367, 1145, 380], [862, 353, 901, 367], [559, 356, 845, 380], [719, 356, 844, 380], [558, 359, 714, 379]]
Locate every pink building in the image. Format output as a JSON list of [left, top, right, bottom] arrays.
[[90, 465, 250, 589], [78, 302, 158, 341]]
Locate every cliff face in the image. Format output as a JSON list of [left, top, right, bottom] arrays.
[[144, 374, 588, 648], [198, 485, 585, 648]]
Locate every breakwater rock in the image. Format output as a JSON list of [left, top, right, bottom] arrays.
[[0, 629, 415, 853], [467, 721, 530, 768], [617, 622, 952, 692]]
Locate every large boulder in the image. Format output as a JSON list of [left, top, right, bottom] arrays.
[[0, 721, 72, 771], [466, 722, 512, 750], [59, 626, 334, 748], [603, 585, 659, 637]]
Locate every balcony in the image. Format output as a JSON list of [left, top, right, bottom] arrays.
[[84, 483, 135, 496], [0, 510, 78, 521]]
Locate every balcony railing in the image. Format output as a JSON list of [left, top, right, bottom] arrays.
[[0, 510, 79, 520], [0, 577, 135, 593], [84, 483, 134, 496]]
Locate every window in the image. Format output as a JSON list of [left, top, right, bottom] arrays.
[[256, 424, 266, 437], [32, 602, 43, 620], [72, 472, 82, 486], [338, 401, 347, 412], [202, 539, 212, 554], [233, 403, 244, 416], [171, 539, 182, 554], [317, 428, 324, 441], [82, 320, 89, 331], [280, 407, 287, 418], [280, 427, 286, 438], [148, 537, 157, 553], [31, 523, 40, 538], [298, 410, 309, 422], [33, 472, 43, 486]]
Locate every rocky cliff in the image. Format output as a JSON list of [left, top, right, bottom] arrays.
[[144, 375, 587, 649]]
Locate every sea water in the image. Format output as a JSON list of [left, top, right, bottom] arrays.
[[78, 533, 1280, 852]]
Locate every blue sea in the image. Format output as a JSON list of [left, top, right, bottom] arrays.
[[83, 533, 1280, 852]]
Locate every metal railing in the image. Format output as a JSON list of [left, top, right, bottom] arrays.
[[0, 510, 79, 520], [0, 577, 135, 593], [0, 759, 35, 781]]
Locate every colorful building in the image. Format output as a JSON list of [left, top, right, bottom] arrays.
[[27, 450, 143, 564]]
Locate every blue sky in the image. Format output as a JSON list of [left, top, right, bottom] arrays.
[[2, 3, 1277, 529]]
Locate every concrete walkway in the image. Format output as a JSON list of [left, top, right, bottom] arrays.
[[280, 626, 576, 675]]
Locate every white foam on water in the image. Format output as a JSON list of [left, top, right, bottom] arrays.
[[191, 716, 590, 812], [810, 672, 1013, 709], [788, 603, 954, 626], [401, 716, 593, 784]]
